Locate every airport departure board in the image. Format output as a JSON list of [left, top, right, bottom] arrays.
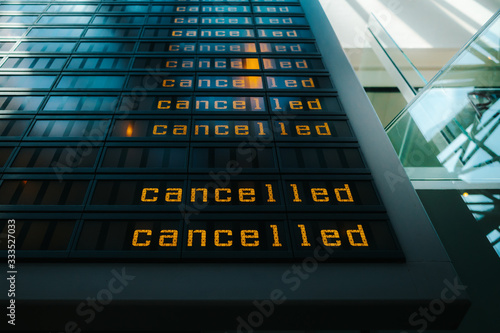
[[0, 0, 403, 261]]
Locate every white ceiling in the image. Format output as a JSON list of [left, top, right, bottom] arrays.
[[320, 0, 499, 83]]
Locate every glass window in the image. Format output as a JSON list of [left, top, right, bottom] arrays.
[[1, 57, 67, 70], [101, 147, 187, 169], [56, 76, 125, 89], [0, 42, 15, 52], [0, 75, 57, 90], [28, 119, 110, 139], [0, 220, 76, 251], [0, 16, 38, 24], [27, 28, 84, 38], [84, 28, 140, 38], [92, 15, 145, 25], [0, 147, 14, 168], [191, 146, 275, 169], [76, 42, 135, 53], [43, 96, 118, 112], [15, 42, 76, 53], [278, 147, 365, 170], [66, 58, 130, 70], [99, 5, 148, 12], [47, 5, 98, 13], [0, 96, 44, 112], [37, 15, 92, 25], [0, 28, 27, 37], [0, 4, 47, 12], [11, 146, 99, 168], [0, 119, 30, 137], [0, 180, 89, 205]]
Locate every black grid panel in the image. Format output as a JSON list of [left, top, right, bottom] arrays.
[[0, 0, 403, 261]]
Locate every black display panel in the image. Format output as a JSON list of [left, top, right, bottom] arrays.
[[253, 5, 304, 14], [0, 0, 403, 262], [0, 96, 44, 112], [10, 146, 99, 169], [0, 180, 89, 206], [266, 76, 334, 90], [194, 96, 266, 112], [0, 146, 14, 168], [283, 178, 382, 210], [288, 219, 402, 259], [263, 58, 325, 71], [258, 29, 314, 39], [0, 220, 76, 252], [0, 119, 31, 138], [272, 120, 352, 140], [118, 95, 191, 113], [181, 220, 291, 258], [127, 75, 195, 90], [198, 76, 264, 89], [198, 42, 257, 53], [255, 16, 308, 25], [76, 220, 183, 257], [191, 120, 272, 140], [100, 146, 188, 171], [201, 5, 251, 13], [190, 145, 276, 170], [27, 119, 110, 140], [43, 96, 118, 113], [259, 42, 318, 54], [90, 179, 186, 207], [110, 119, 190, 140], [269, 96, 343, 114], [277, 146, 365, 172]]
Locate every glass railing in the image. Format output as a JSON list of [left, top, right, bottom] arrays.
[[387, 10, 500, 185], [368, 14, 428, 95]]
